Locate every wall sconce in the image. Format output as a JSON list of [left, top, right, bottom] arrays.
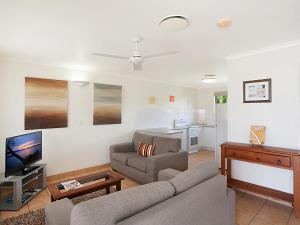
[[72, 81, 91, 87]]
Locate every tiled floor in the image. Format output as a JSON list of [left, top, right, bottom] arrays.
[[1, 150, 300, 225], [188, 149, 216, 167], [235, 190, 300, 225]]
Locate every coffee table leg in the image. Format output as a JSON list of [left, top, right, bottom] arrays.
[[116, 182, 121, 191], [106, 187, 110, 194]]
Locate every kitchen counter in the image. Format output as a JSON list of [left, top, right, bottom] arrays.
[[138, 124, 215, 135], [197, 124, 216, 128], [138, 128, 184, 135]]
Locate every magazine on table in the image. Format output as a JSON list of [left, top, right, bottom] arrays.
[[60, 180, 81, 190]]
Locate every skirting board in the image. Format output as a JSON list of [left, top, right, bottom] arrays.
[[200, 146, 215, 151]]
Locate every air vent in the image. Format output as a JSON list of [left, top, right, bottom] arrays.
[[159, 15, 190, 31]]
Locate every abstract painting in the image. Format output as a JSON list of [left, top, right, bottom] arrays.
[[94, 83, 122, 125], [25, 77, 68, 130], [169, 96, 175, 102], [148, 96, 156, 104], [249, 125, 266, 145]]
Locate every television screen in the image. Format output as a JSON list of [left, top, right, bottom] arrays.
[[5, 131, 42, 177]]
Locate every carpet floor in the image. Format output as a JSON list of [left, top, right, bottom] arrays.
[[0, 188, 113, 225]]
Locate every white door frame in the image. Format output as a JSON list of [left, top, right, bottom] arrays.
[[214, 93, 228, 167]]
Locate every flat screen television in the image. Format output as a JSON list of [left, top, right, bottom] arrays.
[[5, 131, 42, 177]]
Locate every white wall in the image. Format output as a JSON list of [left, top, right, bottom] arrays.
[[0, 60, 199, 175], [227, 43, 300, 194], [197, 87, 227, 149]]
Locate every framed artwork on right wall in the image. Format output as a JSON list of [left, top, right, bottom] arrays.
[[243, 78, 272, 103]]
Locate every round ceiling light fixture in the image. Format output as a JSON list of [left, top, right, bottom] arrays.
[[159, 15, 190, 31], [217, 17, 232, 28], [202, 75, 216, 83]]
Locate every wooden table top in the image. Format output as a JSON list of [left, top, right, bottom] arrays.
[[48, 170, 124, 201], [221, 142, 300, 156]]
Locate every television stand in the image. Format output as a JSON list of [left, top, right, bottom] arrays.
[[22, 165, 40, 175], [0, 164, 46, 211]]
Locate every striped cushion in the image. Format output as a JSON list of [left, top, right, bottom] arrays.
[[137, 143, 156, 157]]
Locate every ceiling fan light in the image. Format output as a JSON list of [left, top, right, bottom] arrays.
[[159, 15, 190, 31], [202, 78, 215, 83], [202, 75, 216, 83]]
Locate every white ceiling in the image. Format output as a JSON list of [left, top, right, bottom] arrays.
[[0, 0, 299, 87]]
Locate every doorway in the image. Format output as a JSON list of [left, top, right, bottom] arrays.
[[215, 93, 228, 167]]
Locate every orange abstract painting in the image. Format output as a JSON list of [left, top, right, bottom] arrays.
[[25, 77, 68, 130], [170, 96, 175, 102], [249, 125, 266, 145]]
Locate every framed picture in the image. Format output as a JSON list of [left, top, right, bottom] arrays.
[[94, 83, 122, 125], [25, 77, 68, 130], [243, 78, 272, 103]]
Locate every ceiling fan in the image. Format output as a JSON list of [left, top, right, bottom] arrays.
[[92, 36, 179, 71]]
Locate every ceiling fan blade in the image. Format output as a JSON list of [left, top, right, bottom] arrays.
[[133, 63, 143, 71], [92, 53, 128, 60], [143, 51, 179, 60]]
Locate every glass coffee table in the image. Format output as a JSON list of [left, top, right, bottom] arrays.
[[48, 170, 124, 202]]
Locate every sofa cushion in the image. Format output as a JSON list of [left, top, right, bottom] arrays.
[[158, 168, 182, 181], [170, 161, 219, 194], [153, 136, 181, 154], [133, 132, 154, 152], [111, 152, 138, 165], [117, 175, 228, 225], [137, 143, 156, 157], [45, 198, 73, 225], [70, 181, 175, 225], [128, 157, 147, 172]]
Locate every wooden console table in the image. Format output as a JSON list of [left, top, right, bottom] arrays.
[[221, 142, 300, 217]]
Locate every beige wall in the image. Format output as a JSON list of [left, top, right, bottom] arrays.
[[0, 59, 199, 175], [227, 43, 300, 193]]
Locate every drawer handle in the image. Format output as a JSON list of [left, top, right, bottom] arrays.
[[277, 160, 282, 164], [232, 153, 236, 157], [256, 157, 260, 160]]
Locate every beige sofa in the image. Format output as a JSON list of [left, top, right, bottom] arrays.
[[110, 132, 188, 184], [45, 161, 235, 225]]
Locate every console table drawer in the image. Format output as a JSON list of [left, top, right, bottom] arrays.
[[255, 152, 291, 168], [227, 149, 256, 161], [227, 148, 291, 168]]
